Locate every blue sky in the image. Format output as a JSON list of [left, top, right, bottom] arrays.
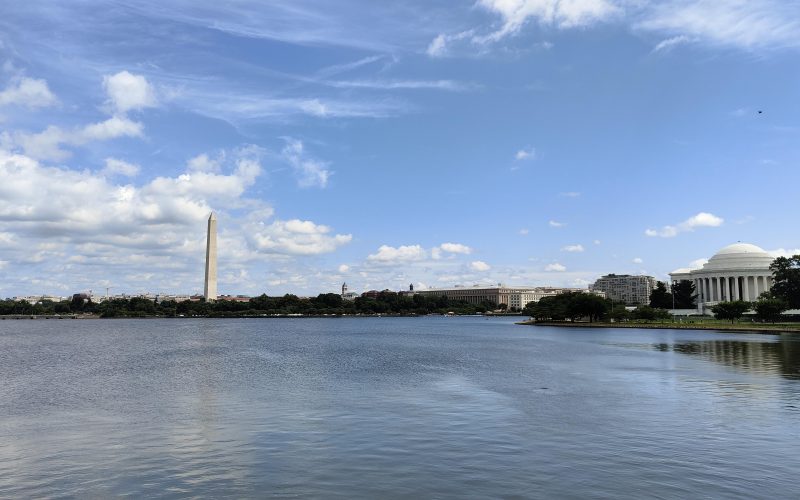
[[1, 0, 799, 297]]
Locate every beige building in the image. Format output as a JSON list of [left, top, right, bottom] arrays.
[[416, 285, 600, 310], [590, 274, 657, 305]]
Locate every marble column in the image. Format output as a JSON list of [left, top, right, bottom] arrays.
[[715, 277, 722, 302], [743, 276, 750, 301], [734, 276, 740, 301]]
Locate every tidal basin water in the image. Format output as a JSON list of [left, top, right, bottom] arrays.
[[2, 317, 800, 498]]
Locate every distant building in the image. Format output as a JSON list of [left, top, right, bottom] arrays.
[[590, 274, 657, 305], [398, 283, 416, 297], [361, 289, 393, 299], [415, 285, 601, 310], [341, 282, 358, 301]]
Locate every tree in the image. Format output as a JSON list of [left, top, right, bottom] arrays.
[[649, 281, 672, 309], [671, 280, 697, 309], [609, 305, 630, 322], [630, 305, 670, 321], [770, 255, 800, 309], [754, 297, 788, 323], [711, 301, 751, 323]]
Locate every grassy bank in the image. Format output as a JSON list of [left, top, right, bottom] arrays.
[[518, 319, 800, 334]]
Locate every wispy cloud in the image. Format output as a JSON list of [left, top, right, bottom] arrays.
[[562, 244, 584, 252], [281, 138, 332, 188], [549, 220, 566, 228]]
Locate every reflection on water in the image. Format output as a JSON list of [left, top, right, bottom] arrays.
[[2, 319, 800, 498], [655, 338, 800, 379]]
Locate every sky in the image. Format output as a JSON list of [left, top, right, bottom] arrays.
[[1, 0, 799, 298]]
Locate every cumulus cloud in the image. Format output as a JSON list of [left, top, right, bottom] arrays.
[[768, 248, 800, 258], [440, 242, 472, 255], [477, 0, 620, 40], [545, 262, 567, 272], [187, 153, 224, 173], [248, 219, 351, 255], [368, 244, 427, 263], [470, 260, 491, 271], [281, 138, 332, 188], [102, 158, 140, 177], [338, 264, 350, 273], [10, 116, 144, 161], [103, 71, 157, 113], [632, 257, 643, 264], [0, 77, 57, 108], [562, 244, 584, 252], [519, 228, 530, 235], [645, 212, 724, 238]]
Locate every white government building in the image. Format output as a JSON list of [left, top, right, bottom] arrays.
[[670, 243, 775, 314]]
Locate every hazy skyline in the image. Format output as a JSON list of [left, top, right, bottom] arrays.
[[1, 1, 799, 297]]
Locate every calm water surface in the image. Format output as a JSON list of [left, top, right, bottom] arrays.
[[1, 317, 800, 498]]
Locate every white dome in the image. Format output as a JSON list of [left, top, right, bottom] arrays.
[[701, 243, 774, 271]]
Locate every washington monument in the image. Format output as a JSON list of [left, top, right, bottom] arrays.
[[204, 212, 218, 301]]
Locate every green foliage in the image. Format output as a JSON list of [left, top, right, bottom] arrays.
[[649, 281, 672, 309], [609, 305, 630, 321], [32, 292, 490, 318], [525, 292, 609, 322], [754, 297, 788, 323], [630, 305, 671, 321], [770, 255, 800, 309], [671, 280, 697, 309], [711, 301, 751, 323]]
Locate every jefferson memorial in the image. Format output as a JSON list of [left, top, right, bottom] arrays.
[[670, 243, 775, 314]]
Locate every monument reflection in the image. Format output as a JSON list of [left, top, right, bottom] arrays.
[[655, 338, 800, 380]]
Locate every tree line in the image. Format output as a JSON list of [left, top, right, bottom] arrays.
[[0, 291, 495, 318]]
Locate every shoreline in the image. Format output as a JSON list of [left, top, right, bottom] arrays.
[[517, 320, 800, 334]]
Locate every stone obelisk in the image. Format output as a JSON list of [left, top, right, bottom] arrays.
[[204, 212, 218, 301]]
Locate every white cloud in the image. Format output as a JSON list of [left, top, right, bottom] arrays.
[[689, 258, 709, 269], [593, 239, 601, 245], [549, 220, 566, 228], [639, 0, 800, 51], [11, 116, 144, 161], [367, 245, 427, 263], [338, 264, 350, 273], [559, 191, 581, 198], [470, 260, 491, 271], [328, 79, 476, 91], [562, 244, 585, 252], [632, 257, 643, 264], [426, 30, 474, 57], [440, 242, 472, 255], [0, 77, 57, 108], [652, 35, 693, 53], [515, 147, 536, 160], [519, 228, 530, 235], [187, 153, 224, 173], [645, 212, 724, 238], [545, 262, 567, 272], [281, 138, 332, 188], [768, 248, 800, 258], [102, 158, 140, 177], [477, 0, 620, 40], [249, 219, 352, 256], [103, 71, 157, 113]]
